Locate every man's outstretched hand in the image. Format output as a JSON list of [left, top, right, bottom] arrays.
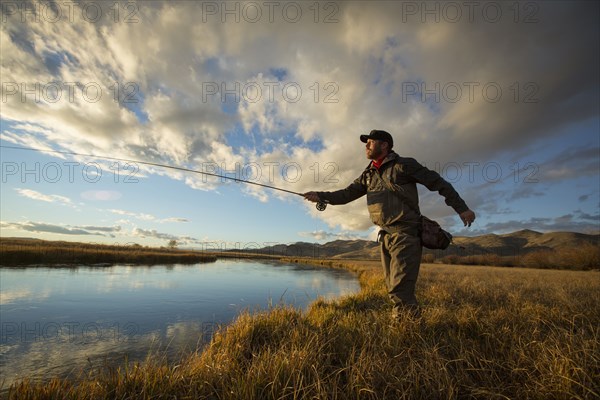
[[460, 209, 476, 227], [303, 192, 320, 203]]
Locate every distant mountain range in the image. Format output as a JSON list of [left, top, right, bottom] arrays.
[[233, 230, 600, 260]]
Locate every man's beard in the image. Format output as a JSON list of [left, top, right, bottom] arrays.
[[367, 147, 382, 160]]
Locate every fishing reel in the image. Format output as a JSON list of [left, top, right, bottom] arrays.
[[316, 201, 328, 211]]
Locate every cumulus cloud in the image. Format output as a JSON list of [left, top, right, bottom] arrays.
[[131, 228, 204, 246], [160, 217, 189, 223], [1, 1, 598, 234], [80, 190, 122, 201], [132, 227, 179, 241], [15, 188, 73, 206], [1, 219, 199, 244], [106, 209, 188, 223], [1, 221, 121, 236], [108, 209, 155, 221]]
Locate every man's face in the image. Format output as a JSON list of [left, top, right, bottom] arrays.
[[365, 139, 387, 160]]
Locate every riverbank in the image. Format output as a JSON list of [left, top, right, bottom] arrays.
[[0, 238, 222, 265], [5, 257, 599, 399]]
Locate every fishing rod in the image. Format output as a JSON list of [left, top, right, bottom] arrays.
[[0, 144, 330, 211]]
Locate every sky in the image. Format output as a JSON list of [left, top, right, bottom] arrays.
[[0, 0, 599, 248]]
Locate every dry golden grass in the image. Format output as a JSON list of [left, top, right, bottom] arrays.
[[0, 238, 217, 265], [6, 259, 599, 399], [439, 242, 600, 270]]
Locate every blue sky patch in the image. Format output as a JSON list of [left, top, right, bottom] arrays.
[[269, 68, 288, 81]]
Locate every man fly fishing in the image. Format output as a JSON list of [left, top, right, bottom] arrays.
[[2, 138, 474, 321], [304, 130, 476, 320]]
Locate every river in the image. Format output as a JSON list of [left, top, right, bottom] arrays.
[[0, 259, 360, 389]]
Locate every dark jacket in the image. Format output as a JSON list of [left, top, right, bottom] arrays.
[[317, 152, 469, 235]]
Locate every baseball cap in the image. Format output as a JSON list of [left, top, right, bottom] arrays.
[[360, 130, 393, 148]]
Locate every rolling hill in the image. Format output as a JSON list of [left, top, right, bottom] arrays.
[[239, 230, 600, 260]]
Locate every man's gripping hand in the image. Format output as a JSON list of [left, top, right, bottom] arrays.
[[303, 192, 321, 203], [460, 209, 476, 227]]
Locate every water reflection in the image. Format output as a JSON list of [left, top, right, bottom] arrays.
[[0, 260, 359, 388]]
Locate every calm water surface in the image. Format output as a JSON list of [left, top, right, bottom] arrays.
[[0, 260, 360, 388]]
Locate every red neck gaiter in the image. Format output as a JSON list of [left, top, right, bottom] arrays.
[[371, 155, 387, 170]]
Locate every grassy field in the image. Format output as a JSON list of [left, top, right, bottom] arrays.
[[0, 238, 220, 265], [432, 242, 600, 271], [6, 258, 599, 399]]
